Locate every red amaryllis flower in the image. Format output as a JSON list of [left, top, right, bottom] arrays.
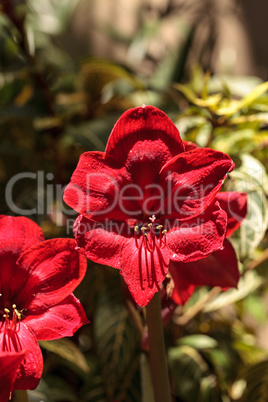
[[0, 350, 25, 402], [64, 105, 236, 307], [0, 216, 88, 391], [170, 191, 247, 305]]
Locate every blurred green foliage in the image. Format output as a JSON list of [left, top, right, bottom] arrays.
[[1, 1, 268, 401]]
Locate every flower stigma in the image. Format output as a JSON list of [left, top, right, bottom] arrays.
[[134, 215, 167, 253], [0, 304, 22, 333]]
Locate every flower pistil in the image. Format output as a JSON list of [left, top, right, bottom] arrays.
[[134, 215, 167, 253], [1, 304, 22, 333]]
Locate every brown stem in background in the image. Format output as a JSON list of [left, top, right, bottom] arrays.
[[13, 390, 29, 402]]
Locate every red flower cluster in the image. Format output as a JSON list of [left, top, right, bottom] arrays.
[[64, 105, 246, 307], [0, 216, 88, 397]]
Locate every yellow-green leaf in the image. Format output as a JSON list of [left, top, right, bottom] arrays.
[[217, 81, 268, 116], [173, 83, 222, 108]]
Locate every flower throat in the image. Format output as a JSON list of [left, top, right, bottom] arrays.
[[134, 215, 167, 253]]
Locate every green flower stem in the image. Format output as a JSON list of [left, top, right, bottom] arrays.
[[145, 291, 172, 402], [13, 390, 29, 402]]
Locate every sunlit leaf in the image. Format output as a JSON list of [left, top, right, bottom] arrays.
[[178, 334, 218, 349], [211, 129, 256, 154], [203, 271, 262, 313], [233, 337, 267, 365], [243, 295, 267, 324], [228, 154, 268, 258], [208, 75, 262, 98], [27, 0, 80, 35], [173, 83, 222, 108], [216, 81, 268, 116], [80, 58, 143, 90], [175, 115, 207, 139], [228, 112, 268, 125]]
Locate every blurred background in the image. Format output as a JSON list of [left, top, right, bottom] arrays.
[[1, 1, 268, 401], [66, 0, 268, 79]]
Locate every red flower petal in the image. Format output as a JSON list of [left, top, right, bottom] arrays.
[[182, 140, 198, 151], [0, 324, 43, 390], [166, 201, 227, 262], [74, 215, 130, 269], [120, 239, 170, 307], [170, 239, 239, 304], [63, 151, 137, 220], [24, 294, 89, 340], [216, 192, 247, 237], [160, 148, 234, 220], [16, 238, 87, 311], [0, 350, 25, 401], [0, 216, 44, 303], [0, 215, 44, 255], [64, 107, 185, 220], [105, 105, 184, 165], [169, 280, 195, 306], [105, 107, 184, 211]]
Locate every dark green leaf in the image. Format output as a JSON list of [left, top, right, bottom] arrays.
[[94, 274, 141, 401], [39, 338, 90, 373]]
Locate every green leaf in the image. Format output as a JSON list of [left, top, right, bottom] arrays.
[[27, 0, 80, 35], [228, 153, 268, 258], [233, 337, 267, 365], [178, 335, 218, 350], [168, 345, 208, 402], [28, 389, 49, 402], [243, 295, 267, 324], [65, 116, 118, 151], [216, 81, 268, 116], [241, 360, 268, 402], [39, 338, 89, 373], [211, 129, 256, 154], [168, 345, 224, 402], [81, 374, 106, 402], [228, 112, 268, 125], [199, 376, 229, 402], [94, 274, 141, 401], [203, 271, 262, 313], [0, 73, 25, 106], [80, 58, 143, 90], [31, 377, 77, 402], [173, 83, 222, 108], [208, 75, 263, 98]]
